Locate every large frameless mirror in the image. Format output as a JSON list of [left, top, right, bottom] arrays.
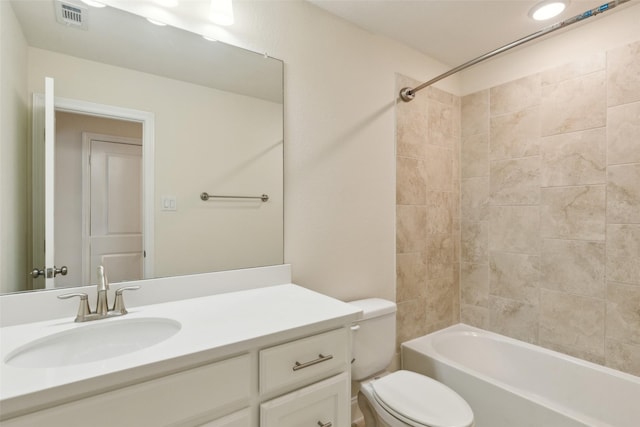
[[0, 0, 284, 294]]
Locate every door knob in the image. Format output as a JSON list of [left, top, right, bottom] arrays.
[[31, 268, 45, 278], [47, 266, 69, 278]]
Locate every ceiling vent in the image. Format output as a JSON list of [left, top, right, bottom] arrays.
[[54, 0, 88, 30]]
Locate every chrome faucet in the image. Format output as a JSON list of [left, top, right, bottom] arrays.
[[58, 266, 140, 322]]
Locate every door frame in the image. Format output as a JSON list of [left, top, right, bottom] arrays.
[[82, 132, 143, 284], [32, 95, 155, 282]]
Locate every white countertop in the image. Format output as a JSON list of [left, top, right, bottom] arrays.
[[0, 284, 362, 419]]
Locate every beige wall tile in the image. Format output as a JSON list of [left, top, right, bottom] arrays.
[[540, 185, 605, 240], [489, 205, 541, 254], [461, 262, 489, 307], [396, 252, 426, 303], [461, 177, 489, 222], [539, 289, 605, 361], [428, 86, 460, 108], [605, 339, 640, 377], [461, 221, 488, 263], [489, 296, 538, 344], [541, 52, 606, 86], [425, 145, 453, 191], [606, 282, 640, 346], [489, 252, 540, 305], [540, 128, 606, 187], [490, 107, 540, 160], [490, 75, 541, 117], [461, 133, 489, 178], [607, 102, 640, 165], [461, 304, 489, 329], [396, 298, 427, 351], [396, 156, 426, 205], [462, 90, 489, 137], [539, 340, 604, 365], [607, 40, 640, 107], [425, 233, 453, 279], [426, 273, 455, 326], [428, 100, 460, 147], [396, 205, 426, 253], [606, 224, 640, 285], [607, 163, 640, 224], [541, 239, 606, 298], [490, 157, 541, 205], [541, 71, 606, 136], [541, 240, 606, 298], [426, 191, 453, 235]]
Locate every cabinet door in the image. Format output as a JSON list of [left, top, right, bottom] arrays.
[[198, 408, 250, 427], [260, 372, 349, 427]]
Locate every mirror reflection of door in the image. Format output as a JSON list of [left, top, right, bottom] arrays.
[[86, 135, 143, 285], [54, 113, 143, 287]]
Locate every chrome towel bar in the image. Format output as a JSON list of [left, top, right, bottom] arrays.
[[200, 192, 269, 202]]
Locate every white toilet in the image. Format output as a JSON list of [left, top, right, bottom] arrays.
[[349, 298, 474, 427]]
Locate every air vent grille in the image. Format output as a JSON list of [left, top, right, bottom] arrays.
[[55, 0, 88, 30]]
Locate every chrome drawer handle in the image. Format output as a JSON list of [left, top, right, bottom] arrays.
[[318, 421, 332, 427], [292, 353, 333, 371]]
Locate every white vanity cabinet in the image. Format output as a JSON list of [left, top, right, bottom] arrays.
[[0, 283, 361, 427]]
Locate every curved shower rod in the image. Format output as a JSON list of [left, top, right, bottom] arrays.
[[400, 0, 632, 102]]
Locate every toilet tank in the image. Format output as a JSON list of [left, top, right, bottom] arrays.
[[349, 298, 397, 381]]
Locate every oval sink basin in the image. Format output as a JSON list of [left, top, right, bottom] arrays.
[[5, 317, 181, 368]]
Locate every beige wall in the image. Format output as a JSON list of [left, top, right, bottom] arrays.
[[395, 74, 461, 349], [0, 2, 28, 293], [459, 40, 640, 376]]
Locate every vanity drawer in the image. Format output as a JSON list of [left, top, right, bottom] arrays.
[[259, 328, 348, 395], [260, 372, 349, 427], [3, 354, 251, 427]]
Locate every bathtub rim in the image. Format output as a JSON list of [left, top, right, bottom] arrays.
[[401, 323, 640, 427]]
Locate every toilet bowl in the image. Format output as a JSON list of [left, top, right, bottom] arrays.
[[358, 371, 474, 427], [349, 299, 474, 427]]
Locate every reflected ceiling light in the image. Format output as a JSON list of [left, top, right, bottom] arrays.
[[210, 0, 234, 26], [146, 17, 167, 26], [529, 0, 568, 21], [80, 0, 106, 7]]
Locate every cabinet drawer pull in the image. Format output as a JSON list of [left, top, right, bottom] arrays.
[[293, 353, 333, 371], [317, 421, 332, 427]]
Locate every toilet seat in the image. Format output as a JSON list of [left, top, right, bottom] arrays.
[[371, 370, 474, 427]]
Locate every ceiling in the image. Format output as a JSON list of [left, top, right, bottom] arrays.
[[307, 0, 632, 66]]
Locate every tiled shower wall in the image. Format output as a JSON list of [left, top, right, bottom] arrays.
[[395, 75, 461, 351], [459, 41, 640, 376]]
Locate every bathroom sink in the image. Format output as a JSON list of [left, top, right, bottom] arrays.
[[4, 317, 181, 368]]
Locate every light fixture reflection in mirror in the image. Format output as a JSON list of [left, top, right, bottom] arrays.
[[0, 0, 283, 294]]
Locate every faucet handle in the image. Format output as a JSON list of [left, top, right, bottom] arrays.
[[113, 286, 140, 314], [58, 292, 91, 322]]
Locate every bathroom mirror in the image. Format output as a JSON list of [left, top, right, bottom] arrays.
[[0, 0, 284, 294]]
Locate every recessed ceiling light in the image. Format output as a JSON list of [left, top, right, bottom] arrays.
[[529, 0, 568, 21], [80, 0, 106, 7]]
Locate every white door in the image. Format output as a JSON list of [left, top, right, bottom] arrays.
[[88, 138, 143, 285]]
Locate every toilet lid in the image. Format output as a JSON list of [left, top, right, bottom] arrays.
[[371, 370, 474, 427]]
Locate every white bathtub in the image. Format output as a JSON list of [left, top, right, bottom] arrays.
[[401, 324, 640, 427]]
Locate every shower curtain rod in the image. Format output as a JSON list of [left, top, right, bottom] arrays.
[[399, 0, 631, 102]]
